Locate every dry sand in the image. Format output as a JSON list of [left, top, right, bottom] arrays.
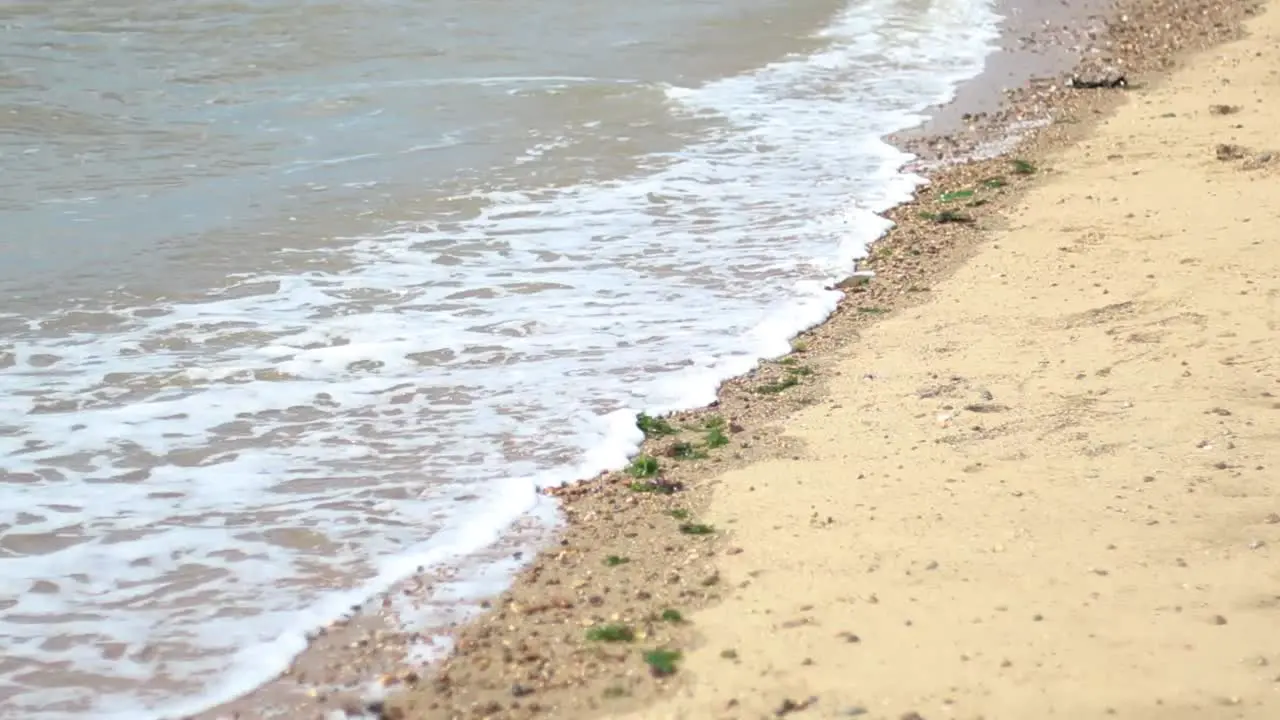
[[626, 6, 1280, 720]]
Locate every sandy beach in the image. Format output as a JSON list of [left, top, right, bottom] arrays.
[[193, 0, 1279, 718], [626, 4, 1280, 717], [382, 1, 1280, 719]]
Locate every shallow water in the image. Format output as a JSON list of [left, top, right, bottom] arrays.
[[0, 0, 1000, 716]]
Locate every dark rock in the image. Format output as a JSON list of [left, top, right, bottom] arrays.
[[775, 696, 818, 716], [1068, 73, 1128, 89], [1217, 143, 1248, 161]]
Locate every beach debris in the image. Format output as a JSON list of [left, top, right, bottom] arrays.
[[1067, 73, 1128, 89], [755, 373, 802, 394], [921, 208, 967, 222], [365, 701, 403, 720], [626, 478, 683, 494], [963, 402, 1009, 413], [1209, 103, 1241, 115], [705, 421, 731, 448], [775, 696, 819, 716], [939, 189, 976, 202], [668, 440, 707, 460], [636, 412, 679, 438], [332, 695, 401, 719], [1242, 152, 1274, 170], [918, 209, 974, 224], [678, 522, 715, 536], [643, 649, 682, 677], [626, 454, 661, 478], [833, 271, 875, 292], [1216, 143, 1248, 160]]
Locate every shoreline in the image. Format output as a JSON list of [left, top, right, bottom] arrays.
[[195, 0, 1264, 717], [888, 0, 1113, 163], [622, 0, 1280, 715]]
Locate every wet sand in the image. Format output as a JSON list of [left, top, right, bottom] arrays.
[[201, 0, 1274, 717]]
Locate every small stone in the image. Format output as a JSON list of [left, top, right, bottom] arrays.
[[775, 697, 818, 715], [1212, 615, 1229, 626], [1216, 143, 1247, 161], [377, 706, 406, 720], [1244, 152, 1274, 170], [337, 696, 364, 717]]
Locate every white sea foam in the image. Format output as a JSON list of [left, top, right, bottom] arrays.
[[0, 0, 1001, 717]]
